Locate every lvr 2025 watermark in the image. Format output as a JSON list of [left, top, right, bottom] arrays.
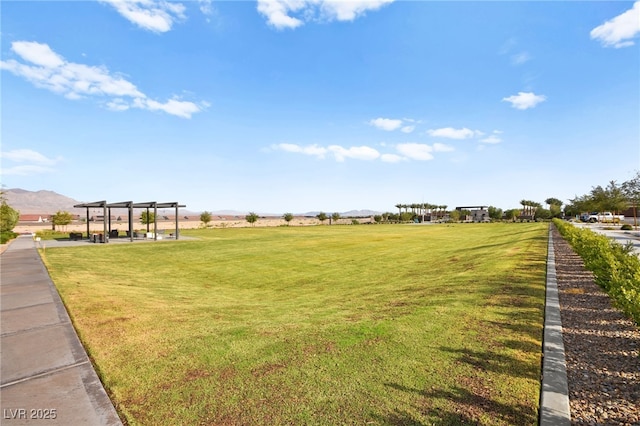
[[3, 408, 57, 420]]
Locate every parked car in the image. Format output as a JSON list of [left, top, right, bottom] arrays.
[[579, 212, 625, 223]]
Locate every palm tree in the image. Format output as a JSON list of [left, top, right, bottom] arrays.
[[429, 203, 438, 220], [520, 199, 527, 217], [531, 201, 542, 219], [439, 205, 447, 220]]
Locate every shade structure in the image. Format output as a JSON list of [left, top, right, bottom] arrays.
[[73, 201, 186, 242]]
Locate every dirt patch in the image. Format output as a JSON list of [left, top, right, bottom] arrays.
[[251, 362, 286, 378]]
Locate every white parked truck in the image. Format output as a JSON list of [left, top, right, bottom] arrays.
[[580, 212, 625, 223]]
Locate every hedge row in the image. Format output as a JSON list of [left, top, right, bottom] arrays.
[[553, 219, 640, 325]]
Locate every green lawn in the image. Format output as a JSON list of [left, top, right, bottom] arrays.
[[42, 223, 548, 425]]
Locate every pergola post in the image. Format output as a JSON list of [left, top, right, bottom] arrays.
[[85, 207, 90, 239], [154, 203, 158, 241], [175, 204, 179, 240], [103, 204, 108, 243], [128, 204, 133, 242]]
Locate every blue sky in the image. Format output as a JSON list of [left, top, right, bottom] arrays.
[[2, 1, 639, 214]]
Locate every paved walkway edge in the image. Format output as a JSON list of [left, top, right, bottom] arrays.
[[539, 227, 571, 425], [1, 236, 122, 425]]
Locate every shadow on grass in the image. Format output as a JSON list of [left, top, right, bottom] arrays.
[[371, 407, 473, 426], [439, 346, 539, 381], [381, 382, 537, 425]]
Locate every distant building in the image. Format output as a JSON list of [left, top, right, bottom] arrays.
[[19, 214, 50, 223], [455, 206, 490, 222]]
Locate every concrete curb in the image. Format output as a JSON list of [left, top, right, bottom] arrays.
[[539, 227, 571, 425]]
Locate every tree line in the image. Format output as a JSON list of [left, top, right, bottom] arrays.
[[2, 171, 637, 239], [565, 171, 639, 223]]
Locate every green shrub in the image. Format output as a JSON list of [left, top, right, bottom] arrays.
[[1, 231, 18, 244], [554, 219, 640, 324], [621, 224, 633, 231], [35, 230, 70, 240], [0, 201, 19, 233]]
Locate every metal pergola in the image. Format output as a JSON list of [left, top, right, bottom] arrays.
[[73, 201, 186, 243]]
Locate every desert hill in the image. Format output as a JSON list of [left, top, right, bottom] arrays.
[[2, 188, 85, 215]]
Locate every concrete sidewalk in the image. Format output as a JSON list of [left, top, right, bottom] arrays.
[[0, 235, 122, 425]]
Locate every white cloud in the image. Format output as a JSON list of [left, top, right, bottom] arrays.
[[272, 143, 380, 162], [0, 149, 63, 176], [590, 1, 640, 48], [1, 149, 61, 165], [480, 135, 502, 144], [256, 0, 307, 29], [380, 153, 405, 163], [370, 117, 418, 133], [502, 92, 546, 110], [432, 143, 454, 152], [100, 0, 186, 33], [500, 39, 532, 66], [273, 143, 328, 159], [272, 141, 454, 163], [396, 143, 434, 161], [511, 51, 531, 65], [11, 41, 64, 68], [427, 127, 479, 139], [106, 98, 131, 111], [0, 41, 206, 119], [199, 0, 213, 16], [479, 130, 503, 144], [320, 0, 394, 21], [369, 117, 403, 131], [328, 145, 380, 162], [135, 98, 204, 119], [257, 0, 393, 30]]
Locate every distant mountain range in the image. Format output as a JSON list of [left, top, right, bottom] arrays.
[[1, 189, 382, 217], [2, 189, 85, 215], [1, 189, 197, 215]]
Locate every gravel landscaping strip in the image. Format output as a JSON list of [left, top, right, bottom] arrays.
[[552, 227, 639, 425]]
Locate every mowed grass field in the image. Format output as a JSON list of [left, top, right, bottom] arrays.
[[42, 223, 548, 425]]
